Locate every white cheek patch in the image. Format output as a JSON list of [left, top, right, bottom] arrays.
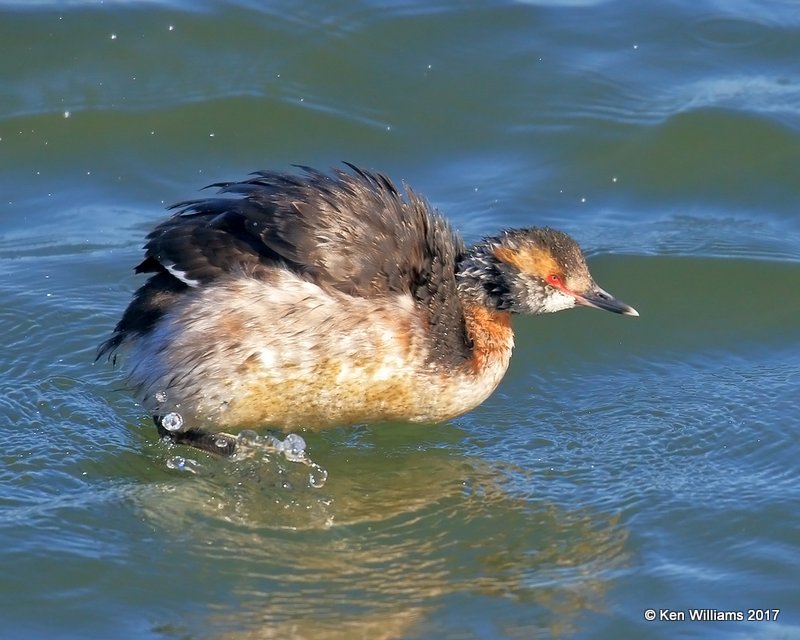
[[538, 289, 576, 313]]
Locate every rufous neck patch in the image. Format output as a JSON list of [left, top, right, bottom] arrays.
[[493, 245, 559, 280]]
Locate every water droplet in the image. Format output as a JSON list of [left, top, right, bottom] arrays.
[[154, 390, 168, 404], [263, 434, 283, 450], [160, 412, 183, 432], [281, 433, 306, 462], [237, 430, 261, 446], [308, 462, 328, 489], [166, 456, 197, 474]]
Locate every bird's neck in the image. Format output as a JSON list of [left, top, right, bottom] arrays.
[[456, 239, 513, 311], [452, 240, 516, 379], [461, 302, 514, 374]]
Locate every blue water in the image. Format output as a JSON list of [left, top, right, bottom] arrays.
[[1, 1, 799, 638]]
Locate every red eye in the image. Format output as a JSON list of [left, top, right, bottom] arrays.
[[547, 274, 561, 286]]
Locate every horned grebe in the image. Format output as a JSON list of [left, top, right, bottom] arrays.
[[99, 164, 637, 455]]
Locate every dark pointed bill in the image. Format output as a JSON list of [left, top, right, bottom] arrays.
[[575, 286, 639, 317]]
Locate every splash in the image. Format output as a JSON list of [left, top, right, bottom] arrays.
[[234, 430, 328, 488], [154, 400, 328, 488], [165, 456, 198, 474]]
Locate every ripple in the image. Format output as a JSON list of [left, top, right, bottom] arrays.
[[514, 0, 612, 6], [700, 0, 800, 27], [482, 348, 800, 515], [690, 15, 769, 47], [586, 213, 800, 263], [134, 452, 629, 637], [671, 76, 800, 120], [543, 73, 800, 130]]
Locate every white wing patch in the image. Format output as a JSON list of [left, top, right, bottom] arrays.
[[165, 263, 202, 288]]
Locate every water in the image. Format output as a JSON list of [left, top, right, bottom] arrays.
[[1, 1, 799, 638]]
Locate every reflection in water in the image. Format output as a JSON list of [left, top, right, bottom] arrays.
[[138, 441, 629, 639]]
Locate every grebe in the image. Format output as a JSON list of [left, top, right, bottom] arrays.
[[99, 164, 637, 455]]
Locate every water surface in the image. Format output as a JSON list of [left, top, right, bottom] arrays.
[[1, 1, 799, 638]]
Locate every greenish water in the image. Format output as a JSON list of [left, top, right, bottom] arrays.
[[2, 1, 799, 639]]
